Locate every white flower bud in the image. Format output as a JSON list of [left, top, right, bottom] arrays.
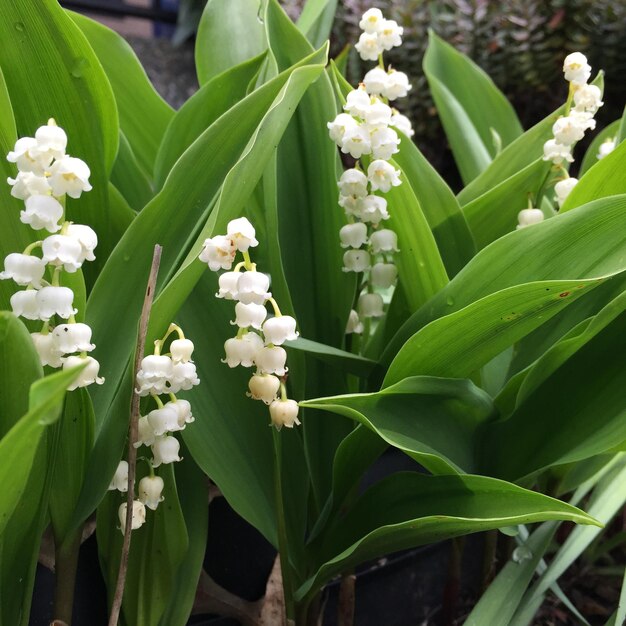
[[10, 290, 40, 320], [0, 253, 46, 287], [65, 224, 97, 263], [227, 217, 259, 252], [542, 139, 573, 164], [367, 160, 401, 193], [358, 292, 384, 318], [52, 322, 95, 353], [247, 373, 281, 404], [383, 70, 411, 100], [170, 361, 200, 392], [597, 138, 615, 160], [343, 249, 371, 273], [151, 435, 181, 467], [139, 475, 165, 510], [327, 113, 358, 145], [378, 19, 403, 50], [42, 234, 84, 272], [363, 98, 392, 127], [8, 171, 51, 200], [63, 355, 105, 390], [344, 88, 371, 118], [108, 460, 129, 492], [118, 500, 146, 533], [563, 52, 591, 84], [355, 32, 384, 61], [199, 235, 236, 272], [165, 399, 195, 428], [262, 316, 299, 346], [363, 68, 389, 95], [222, 332, 264, 367], [170, 338, 194, 363], [236, 271, 271, 305], [135, 415, 156, 448], [338, 169, 368, 198], [20, 195, 63, 233], [7, 137, 48, 174], [255, 346, 288, 376], [370, 262, 398, 288], [216, 271, 240, 300], [554, 177, 578, 208], [147, 406, 180, 437], [136, 355, 174, 396], [232, 302, 267, 330], [517, 208, 545, 229], [370, 127, 400, 160], [345, 309, 364, 334], [356, 195, 390, 225], [48, 156, 92, 199], [359, 8, 384, 33], [36, 286, 77, 320], [369, 228, 399, 253], [340, 125, 372, 159], [32, 122, 67, 162], [31, 332, 64, 368], [390, 112, 414, 137], [339, 222, 368, 249], [269, 399, 301, 430]]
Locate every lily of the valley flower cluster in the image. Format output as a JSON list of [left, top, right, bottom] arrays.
[[109, 324, 200, 532], [2, 120, 102, 389], [327, 8, 411, 337], [198, 217, 300, 431]]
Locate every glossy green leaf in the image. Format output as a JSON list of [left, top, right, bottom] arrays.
[[195, 0, 267, 85], [579, 120, 621, 176], [423, 31, 522, 184], [297, 0, 338, 48], [111, 131, 153, 211]]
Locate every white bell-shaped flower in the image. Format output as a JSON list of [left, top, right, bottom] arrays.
[[383, 70, 411, 100], [222, 332, 264, 367], [48, 156, 92, 199], [10, 290, 40, 320], [344, 88, 371, 118], [135, 354, 174, 396], [378, 19, 403, 50], [370, 262, 398, 288], [517, 208, 545, 229], [563, 52, 591, 84], [390, 112, 414, 137], [0, 253, 46, 287], [170, 361, 200, 392], [247, 373, 281, 404], [63, 355, 105, 390], [345, 309, 364, 334], [368, 160, 401, 193], [269, 399, 301, 430], [338, 194, 360, 216], [370, 229, 399, 253], [327, 113, 358, 145], [20, 195, 63, 233], [232, 302, 267, 330], [552, 113, 593, 146], [42, 235, 84, 272], [340, 125, 372, 159], [573, 84, 603, 113], [597, 138, 615, 160], [31, 332, 64, 367], [108, 460, 129, 492], [52, 322, 95, 353], [8, 171, 52, 200], [338, 169, 368, 198], [216, 271, 240, 300], [356, 195, 390, 225], [7, 137, 48, 174], [227, 217, 259, 252], [199, 235, 236, 272], [343, 249, 371, 273], [147, 405, 180, 437], [370, 127, 400, 160], [255, 346, 288, 376], [170, 338, 194, 363], [262, 316, 299, 346], [32, 122, 67, 162], [36, 286, 76, 320], [554, 177, 578, 208], [165, 399, 195, 428], [359, 8, 384, 33], [355, 32, 383, 61], [339, 223, 368, 249], [65, 224, 97, 263], [135, 416, 156, 448], [363, 68, 389, 95], [236, 271, 271, 305], [363, 98, 392, 127], [542, 139, 573, 164], [358, 292, 385, 318], [139, 475, 165, 510], [151, 435, 181, 467], [118, 500, 146, 533]]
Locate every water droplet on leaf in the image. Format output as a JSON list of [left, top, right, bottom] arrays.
[[70, 57, 89, 78], [14, 22, 25, 32], [446, 296, 454, 306]]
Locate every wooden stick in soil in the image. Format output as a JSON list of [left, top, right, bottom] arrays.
[[107, 244, 162, 626]]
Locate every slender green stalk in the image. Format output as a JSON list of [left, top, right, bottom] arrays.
[[53, 529, 82, 625]]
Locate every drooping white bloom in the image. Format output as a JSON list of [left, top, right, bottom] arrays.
[[135, 416, 156, 448], [20, 195, 63, 233], [8, 171, 51, 200], [390, 112, 414, 137], [358, 292, 385, 317], [370, 262, 398, 288], [359, 8, 384, 33], [48, 156, 92, 198], [542, 139, 573, 164], [227, 217, 259, 252], [255, 345, 288, 376], [165, 399, 195, 428], [199, 235, 236, 272], [552, 113, 595, 146], [378, 19, 403, 50], [573, 83, 603, 113], [369, 229, 399, 253], [356, 195, 390, 225], [338, 194, 360, 216], [563, 52, 591, 84], [339, 223, 368, 249], [10, 290, 40, 320], [363, 68, 389, 95], [151, 435, 181, 467], [597, 138, 616, 160], [170, 338, 194, 363], [170, 361, 200, 392], [345, 309, 364, 334], [269, 399, 301, 430], [517, 208, 545, 229], [63, 355, 105, 390], [52, 322, 96, 353], [216, 271, 240, 300], [222, 332, 264, 367], [65, 224, 97, 263], [363, 98, 392, 127], [232, 301, 267, 330], [248, 373, 281, 405], [42, 234, 84, 272], [262, 316, 299, 346], [340, 125, 372, 159], [327, 113, 358, 145], [138, 475, 165, 510], [135, 355, 174, 396], [367, 160, 401, 193], [147, 405, 180, 437], [554, 177, 578, 208], [355, 32, 383, 62], [36, 286, 77, 320], [108, 460, 129, 492], [384, 71, 411, 100], [118, 500, 146, 533], [31, 332, 64, 367], [370, 127, 400, 160], [7, 137, 47, 174], [32, 122, 68, 162], [344, 88, 371, 119], [338, 169, 368, 198], [343, 249, 371, 273], [236, 271, 271, 305], [0, 253, 46, 287]]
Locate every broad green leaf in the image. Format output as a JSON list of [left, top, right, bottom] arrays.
[[423, 31, 522, 184], [579, 120, 621, 176], [297, 0, 338, 48], [70, 11, 173, 178], [302, 377, 495, 475], [298, 472, 597, 604], [195, 0, 267, 85], [111, 131, 153, 211]]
